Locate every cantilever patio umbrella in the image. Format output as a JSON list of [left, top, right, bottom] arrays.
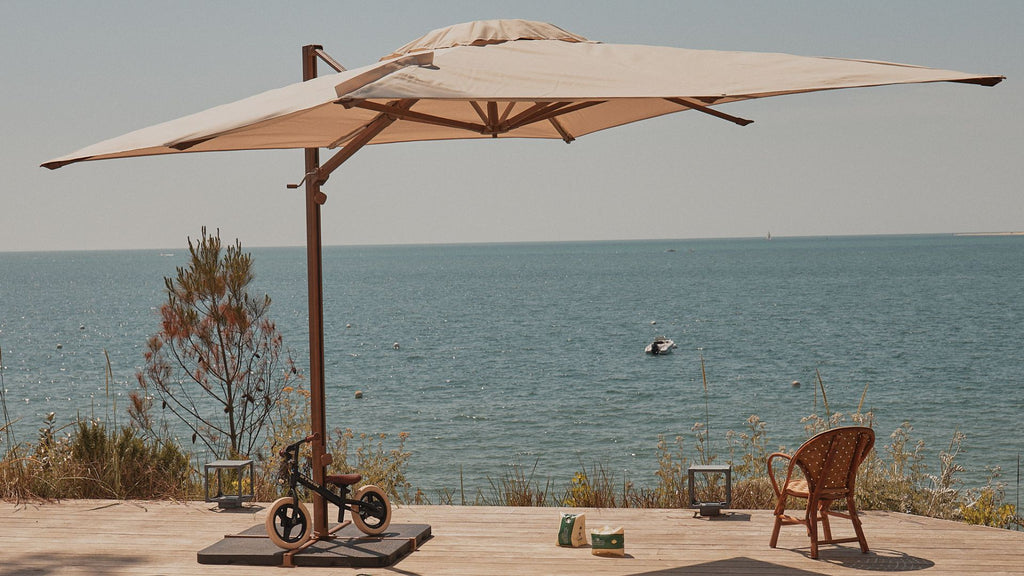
[[43, 19, 1002, 538]]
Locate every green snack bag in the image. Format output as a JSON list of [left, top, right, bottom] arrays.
[[557, 513, 587, 547], [590, 526, 625, 556]]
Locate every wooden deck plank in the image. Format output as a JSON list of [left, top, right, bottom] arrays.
[[1, 500, 1021, 575]]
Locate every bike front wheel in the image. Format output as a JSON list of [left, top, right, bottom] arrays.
[[266, 497, 312, 549], [351, 485, 391, 535]]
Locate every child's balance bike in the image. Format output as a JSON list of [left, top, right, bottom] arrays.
[[266, 434, 392, 549]]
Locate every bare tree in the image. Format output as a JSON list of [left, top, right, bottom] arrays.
[[137, 228, 297, 458]]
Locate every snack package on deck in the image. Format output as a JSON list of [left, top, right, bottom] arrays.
[[556, 512, 587, 547], [590, 526, 625, 556]]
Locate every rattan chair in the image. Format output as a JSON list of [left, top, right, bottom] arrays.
[[768, 426, 875, 559]]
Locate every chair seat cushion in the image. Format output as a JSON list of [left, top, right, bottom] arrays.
[[783, 478, 809, 497], [784, 478, 853, 500]]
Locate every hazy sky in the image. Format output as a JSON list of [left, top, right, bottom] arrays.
[[3, 1, 1020, 252]]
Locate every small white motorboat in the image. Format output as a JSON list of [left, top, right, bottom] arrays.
[[645, 337, 677, 355]]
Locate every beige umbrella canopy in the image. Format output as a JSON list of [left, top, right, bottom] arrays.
[[43, 19, 1003, 538], [43, 19, 1002, 170]]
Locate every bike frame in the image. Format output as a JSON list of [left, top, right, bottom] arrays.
[[281, 436, 363, 524]]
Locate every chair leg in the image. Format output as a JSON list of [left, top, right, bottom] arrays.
[[770, 496, 786, 548], [770, 516, 782, 549], [819, 500, 833, 542], [848, 495, 869, 553], [807, 500, 820, 559]]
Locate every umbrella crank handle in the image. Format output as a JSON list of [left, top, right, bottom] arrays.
[[286, 169, 316, 189], [287, 173, 328, 205]]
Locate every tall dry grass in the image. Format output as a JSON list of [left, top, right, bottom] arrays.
[[2, 349, 1020, 531], [472, 373, 1020, 531], [1, 414, 195, 501]]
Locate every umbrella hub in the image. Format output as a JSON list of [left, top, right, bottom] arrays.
[[379, 19, 590, 61]]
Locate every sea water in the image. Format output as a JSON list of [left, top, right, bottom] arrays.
[[1, 235, 1021, 501]]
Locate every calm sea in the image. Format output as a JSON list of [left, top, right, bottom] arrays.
[[1, 235, 1021, 501]]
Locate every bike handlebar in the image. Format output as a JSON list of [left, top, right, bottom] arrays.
[[279, 433, 322, 457]]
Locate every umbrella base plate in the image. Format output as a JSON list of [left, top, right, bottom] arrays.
[[197, 522, 431, 567]]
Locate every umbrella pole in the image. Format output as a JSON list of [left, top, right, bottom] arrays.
[[298, 44, 403, 541], [302, 44, 331, 540]]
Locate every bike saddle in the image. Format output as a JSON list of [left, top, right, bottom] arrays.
[[325, 473, 362, 486]]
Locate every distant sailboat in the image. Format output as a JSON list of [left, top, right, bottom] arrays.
[[766, 231, 772, 240]]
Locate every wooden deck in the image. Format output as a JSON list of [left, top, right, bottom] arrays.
[[2, 500, 1022, 575]]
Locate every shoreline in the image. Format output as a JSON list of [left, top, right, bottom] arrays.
[[953, 231, 1024, 236]]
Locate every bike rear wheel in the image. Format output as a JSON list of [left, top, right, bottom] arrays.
[[266, 497, 312, 549]]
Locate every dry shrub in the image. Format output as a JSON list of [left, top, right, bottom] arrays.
[[329, 428, 413, 504], [2, 415, 194, 501]]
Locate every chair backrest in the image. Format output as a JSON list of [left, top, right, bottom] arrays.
[[793, 426, 875, 496]]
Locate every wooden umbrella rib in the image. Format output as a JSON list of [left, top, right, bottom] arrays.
[[487, 101, 499, 136], [504, 102, 569, 130], [499, 102, 516, 123], [472, 100, 520, 136], [952, 76, 1004, 86], [525, 100, 605, 125], [506, 100, 607, 131], [314, 48, 346, 72], [347, 100, 488, 134], [317, 99, 417, 182], [548, 117, 575, 143], [489, 100, 501, 127], [469, 101, 489, 124], [665, 97, 754, 126]]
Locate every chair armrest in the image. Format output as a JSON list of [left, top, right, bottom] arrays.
[[766, 452, 791, 496]]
